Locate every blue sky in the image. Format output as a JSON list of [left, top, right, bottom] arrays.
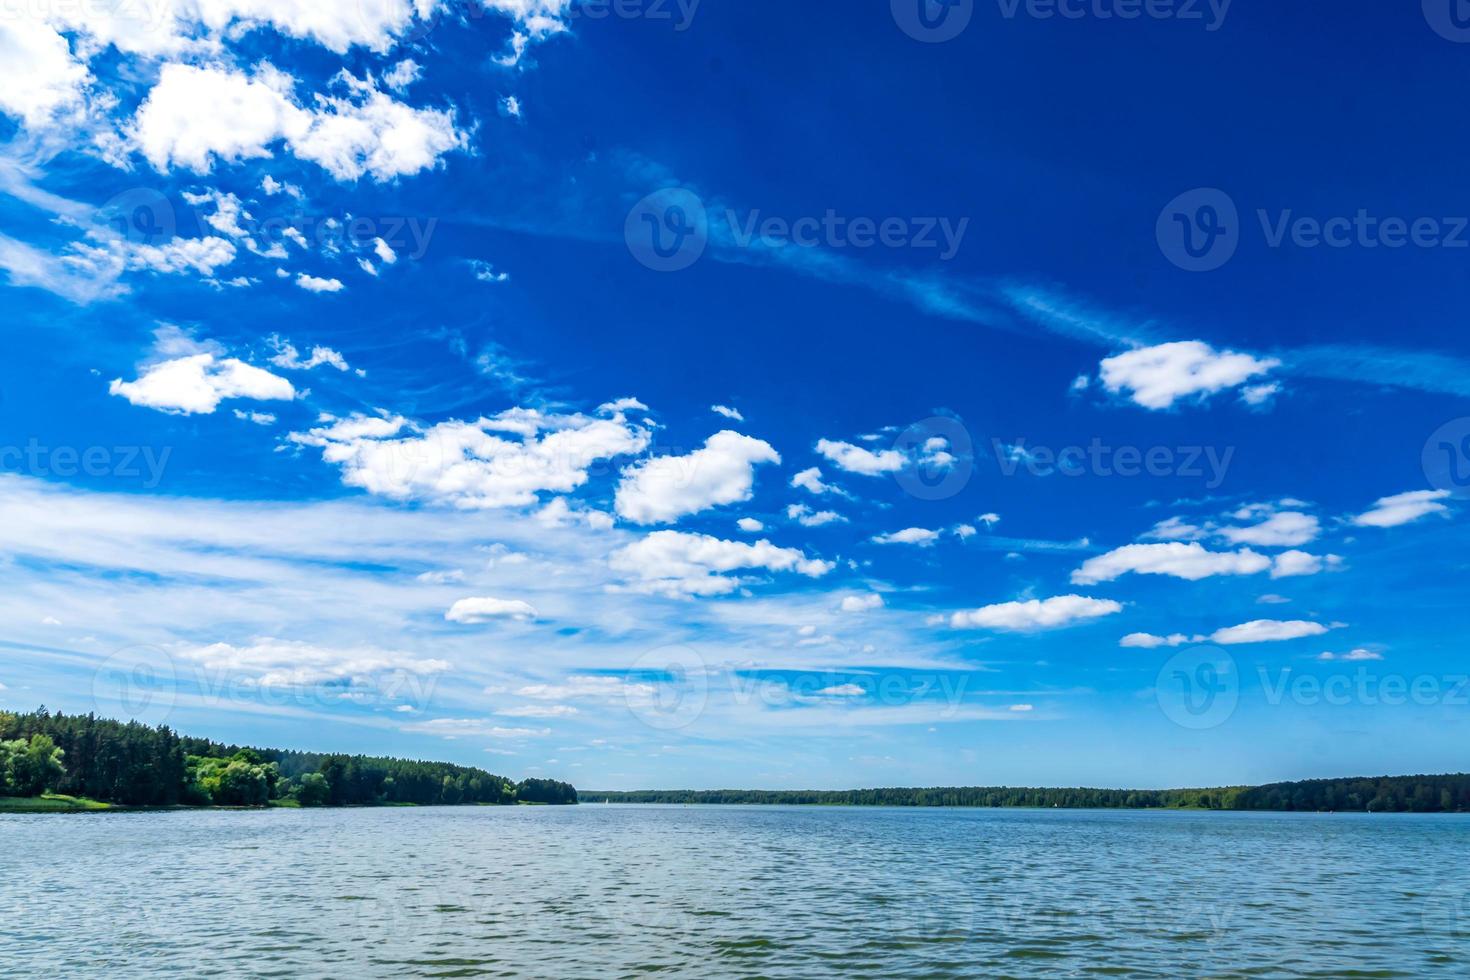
[[2, 1, 1468, 790]]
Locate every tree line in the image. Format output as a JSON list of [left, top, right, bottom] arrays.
[[588, 776, 1470, 812], [0, 708, 576, 808]]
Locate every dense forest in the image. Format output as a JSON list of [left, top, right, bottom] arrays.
[[589, 775, 1470, 812], [0, 708, 576, 808]]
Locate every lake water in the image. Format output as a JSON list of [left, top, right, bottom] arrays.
[[3, 805, 1469, 977]]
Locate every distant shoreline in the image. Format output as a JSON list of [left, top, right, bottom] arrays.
[[583, 774, 1470, 814]]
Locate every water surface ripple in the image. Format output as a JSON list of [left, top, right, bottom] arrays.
[[4, 805, 1468, 977]]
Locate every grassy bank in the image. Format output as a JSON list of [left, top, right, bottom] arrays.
[[0, 794, 113, 813]]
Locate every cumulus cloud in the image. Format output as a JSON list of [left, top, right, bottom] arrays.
[[1352, 490, 1452, 528], [791, 467, 843, 496], [736, 517, 764, 533], [110, 353, 296, 415], [614, 431, 780, 525], [1219, 510, 1320, 548], [1072, 542, 1269, 585], [1099, 341, 1280, 410], [787, 504, 846, 527], [1119, 632, 1196, 649], [445, 597, 538, 624], [269, 338, 350, 371], [1318, 649, 1383, 662], [131, 63, 468, 182], [872, 527, 941, 547], [1270, 550, 1342, 579], [712, 404, 744, 421], [816, 439, 905, 476], [609, 530, 833, 598], [291, 404, 652, 509], [1208, 620, 1336, 645], [296, 273, 345, 293], [839, 594, 884, 613], [951, 595, 1122, 632], [178, 637, 448, 688]]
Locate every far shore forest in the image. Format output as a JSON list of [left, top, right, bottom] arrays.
[[0, 709, 575, 809], [4, 708, 1468, 815]]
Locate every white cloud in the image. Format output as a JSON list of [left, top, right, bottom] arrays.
[[1257, 593, 1291, 605], [178, 638, 448, 688], [296, 273, 344, 293], [131, 63, 468, 182], [1099, 341, 1280, 410], [609, 530, 833, 598], [736, 517, 764, 533], [292, 405, 651, 509], [815, 439, 905, 476], [1072, 542, 1270, 584], [471, 260, 510, 283], [1209, 620, 1336, 645], [110, 353, 296, 415], [498, 704, 577, 718], [1219, 511, 1320, 548], [1352, 490, 1452, 528], [373, 238, 398, 264], [1318, 649, 1383, 662], [1119, 632, 1195, 649], [1009, 703, 1034, 712], [1270, 550, 1342, 579], [614, 431, 780, 525], [515, 676, 656, 702], [951, 595, 1122, 632], [445, 596, 538, 624], [839, 594, 884, 613], [1141, 516, 1206, 541], [791, 467, 843, 496], [814, 684, 865, 697], [270, 338, 350, 371], [403, 719, 551, 739], [712, 405, 744, 422], [872, 527, 940, 547], [498, 95, 523, 118], [233, 409, 278, 426], [787, 504, 845, 527]]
